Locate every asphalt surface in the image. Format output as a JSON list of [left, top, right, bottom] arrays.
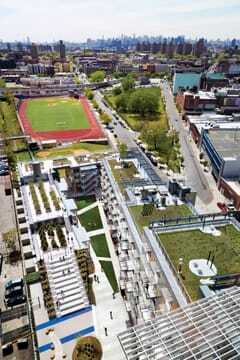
[[160, 81, 213, 204]]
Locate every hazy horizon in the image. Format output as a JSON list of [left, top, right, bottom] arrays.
[[0, 0, 240, 42]]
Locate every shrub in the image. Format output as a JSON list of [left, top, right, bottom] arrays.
[[29, 183, 41, 214], [50, 190, 61, 211], [25, 271, 40, 284], [38, 182, 51, 212]]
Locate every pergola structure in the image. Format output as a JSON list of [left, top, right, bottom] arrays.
[[118, 286, 240, 360]]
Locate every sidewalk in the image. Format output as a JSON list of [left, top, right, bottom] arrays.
[[88, 228, 105, 237], [91, 248, 127, 360], [98, 202, 121, 277], [77, 201, 98, 215]]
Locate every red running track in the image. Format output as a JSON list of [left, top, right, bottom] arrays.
[[18, 97, 105, 142]]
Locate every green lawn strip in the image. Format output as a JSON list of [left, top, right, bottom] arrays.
[[25, 97, 90, 131], [159, 225, 240, 301], [35, 142, 109, 159], [78, 206, 103, 232], [129, 204, 191, 232], [90, 234, 110, 258], [99, 260, 119, 292], [75, 195, 96, 210]]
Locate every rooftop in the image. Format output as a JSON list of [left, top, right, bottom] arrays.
[[118, 286, 240, 360], [208, 128, 240, 159]]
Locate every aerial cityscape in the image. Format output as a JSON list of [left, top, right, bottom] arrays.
[[1, 1, 240, 360]]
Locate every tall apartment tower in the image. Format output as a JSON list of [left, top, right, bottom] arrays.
[[59, 40, 66, 60], [194, 38, 205, 57], [31, 43, 39, 61]]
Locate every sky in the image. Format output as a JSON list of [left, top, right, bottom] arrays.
[[0, 0, 240, 42]]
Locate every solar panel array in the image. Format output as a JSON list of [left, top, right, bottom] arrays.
[[118, 287, 240, 360]]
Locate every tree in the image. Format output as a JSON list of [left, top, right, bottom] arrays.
[[113, 86, 122, 96], [118, 142, 127, 159], [84, 88, 94, 100], [121, 74, 135, 91], [128, 88, 159, 117], [115, 93, 128, 112], [72, 336, 102, 360], [100, 112, 111, 124], [90, 70, 105, 83]]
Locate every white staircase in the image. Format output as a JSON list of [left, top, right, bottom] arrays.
[[46, 250, 89, 317]]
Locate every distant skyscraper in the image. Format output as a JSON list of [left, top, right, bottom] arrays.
[[17, 42, 23, 52], [6, 43, 11, 52], [194, 38, 205, 57], [31, 43, 38, 61], [59, 40, 66, 60]]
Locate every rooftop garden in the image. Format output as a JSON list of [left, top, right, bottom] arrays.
[[29, 182, 41, 215], [75, 195, 96, 211], [38, 224, 67, 251], [90, 234, 110, 258], [100, 260, 119, 293], [78, 206, 103, 232], [158, 225, 240, 301], [129, 204, 191, 232]]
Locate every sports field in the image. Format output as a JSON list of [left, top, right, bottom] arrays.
[[25, 97, 90, 131], [18, 96, 105, 142]]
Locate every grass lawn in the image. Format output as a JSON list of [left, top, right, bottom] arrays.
[[78, 206, 103, 232], [159, 225, 240, 301], [14, 150, 32, 162], [25, 97, 90, 131], [35, 142, 109, 159], [129, 204, 191, 232], [91, 234, 110, 258], [109, 159, 138, 180], [99, 260, 119, 292], [75, 195, 96, 210]]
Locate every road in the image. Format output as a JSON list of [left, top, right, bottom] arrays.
[[94, 91, 136, 147], [160, 81, 213, 204], [94, 91, 168, 183]]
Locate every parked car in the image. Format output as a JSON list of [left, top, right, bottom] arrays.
[[7, 294, 26, 307], [5, 285, 23, 299], [5, 278, 23, 291]]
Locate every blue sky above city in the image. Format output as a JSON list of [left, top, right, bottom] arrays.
[[0, 0, 240, 41]]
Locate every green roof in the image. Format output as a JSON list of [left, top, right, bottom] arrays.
[[206, 72, 225, 80], [173, 72, 201, 94]]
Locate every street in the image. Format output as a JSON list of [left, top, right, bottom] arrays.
[[160, 81, 214, 205]]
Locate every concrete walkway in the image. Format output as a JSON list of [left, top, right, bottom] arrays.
[[98, 201, 121, 277], [77, 201, 98, 215], [91, 247, 127, 360], [88, 228, 105, 237]]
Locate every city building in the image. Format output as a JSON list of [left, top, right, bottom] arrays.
[[59, 40, 66, 60], [30, 42, 38, 62], [173, 72, 202, 95], [176, 90, 216, 113]]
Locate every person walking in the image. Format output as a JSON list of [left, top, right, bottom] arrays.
[[110, 311, 113, 319], [112, 292, 115, 299], [104, 327, 108, 336]]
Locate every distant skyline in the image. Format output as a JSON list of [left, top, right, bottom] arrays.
[[0, 0, 240, 42]]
